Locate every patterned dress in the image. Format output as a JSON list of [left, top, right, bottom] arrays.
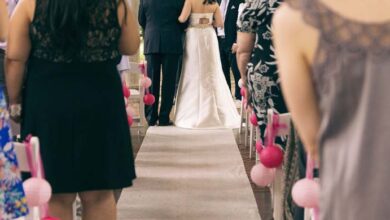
[[237, 0, 287, 136], [0, 87, 29, 220]]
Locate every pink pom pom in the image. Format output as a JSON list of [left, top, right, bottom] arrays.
[[23, 178, 52, 207], [123, 86, 130, 98], [250, 112, 258, 126], [260, 144, 284, 168], [126, 106, 135, 117], [141, 77, 152, 88], [250, 163, 276, 187], [143, 94, 155, 106], [240, 87, 246, 98], [127, 115, 133, 126], [42, 217, 60, 220], [255, 140, 263, 154], [292, 178, 320, 208]]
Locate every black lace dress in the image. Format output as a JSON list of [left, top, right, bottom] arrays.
[[21, 0, 136, 193]]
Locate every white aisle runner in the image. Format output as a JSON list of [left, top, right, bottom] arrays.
[[118, 127, 261, 220]]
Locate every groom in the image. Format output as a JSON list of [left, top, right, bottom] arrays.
[[217, 0, 243, 100], [139, 0, 187, 126]]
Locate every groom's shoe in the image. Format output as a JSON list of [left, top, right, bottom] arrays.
[[159, 120, 174, 126], [148, 119, 158, 126], [148, 121, 157, 126]]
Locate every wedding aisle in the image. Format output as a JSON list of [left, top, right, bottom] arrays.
[[117, 127, 261, 220]]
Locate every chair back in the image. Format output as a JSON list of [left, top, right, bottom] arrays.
[[12, 137, 40, 173], [267, 109, 291, 137]]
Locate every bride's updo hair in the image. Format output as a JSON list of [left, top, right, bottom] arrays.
[[203, 0, 217, 5]]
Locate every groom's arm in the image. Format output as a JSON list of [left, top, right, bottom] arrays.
[[138, 0, 146, 29]]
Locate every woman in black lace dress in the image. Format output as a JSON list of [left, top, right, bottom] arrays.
[[5, 0, 140, 219]]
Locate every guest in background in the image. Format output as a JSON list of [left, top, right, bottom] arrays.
[[217, 0, 243, 100], [6, 0, 139, 219], [139, 0, 187, 126], [236, 0, 287, 137], [274, 0, 390, 219]]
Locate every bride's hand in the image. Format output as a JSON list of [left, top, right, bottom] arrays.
[[231, 43, 238, 53]]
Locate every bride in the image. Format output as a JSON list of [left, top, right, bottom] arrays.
[[174, 0, 240, 129]]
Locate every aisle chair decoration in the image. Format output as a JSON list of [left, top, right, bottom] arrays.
[[139, 63, 155, 106], [122, 62, 154, 126], [250, 113, 286, 186], [238, 79, 247, 135], [122, 80, 134, 126], [239, 84, 251, 147], [249, 111, 259, 158], [23, 135, 58, 220], [292, 155, 320, 220], [260, 114, 284, 168]]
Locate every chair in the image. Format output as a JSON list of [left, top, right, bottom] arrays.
[[249, 121, 260, 159], [266, 110, 316, 220], [127, 62, 147, 136], [266, 109, 291, 220], [239, 96, 246, 135], [13, 137, 43, 220]]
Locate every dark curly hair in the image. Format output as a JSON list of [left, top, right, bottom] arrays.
[[203, 0, 217, 5]]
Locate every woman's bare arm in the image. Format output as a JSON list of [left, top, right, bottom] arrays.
[[0, 0, 8, 41], [273, 5, 321, 160], [6, 0, 33, 105], [236, 32, 255, 87], [178, 0, 191, 23], [118, 0, 141, 55], [213, 4, 223, 28]]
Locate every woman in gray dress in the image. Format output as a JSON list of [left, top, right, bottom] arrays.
[[273, 0, 390, 219]]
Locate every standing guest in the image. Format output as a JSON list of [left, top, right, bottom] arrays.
[[273, 0, 390, 219], [6, 0, 140, 220], [236, 0, 287, 136], [217, 0, 243, 100], [139, 0, 187, 126]]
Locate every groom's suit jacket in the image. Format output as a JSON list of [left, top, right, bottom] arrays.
[[218, 0, 244, 49], [138, 0, 187, 55]]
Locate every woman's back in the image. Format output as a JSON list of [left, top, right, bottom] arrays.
[[31, 0, 121, 63], [178, 0, 223, 27], [190, 0, 218, 14], [273, 0, 390, 219]]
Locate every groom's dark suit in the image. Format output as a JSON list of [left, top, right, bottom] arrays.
[[139, 0, 186, 125], [217, 0, 244, 100]]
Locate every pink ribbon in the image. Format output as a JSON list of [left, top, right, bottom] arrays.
[[139, 62, 151, 95], [255, 138, 263, 154], [24, 135, 50, 219], [306, 155, 320, 220], [265, 114, 287, 147], [306, 155, 315, 180]]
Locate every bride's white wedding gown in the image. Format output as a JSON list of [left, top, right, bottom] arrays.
[[174, 13, 240, 129]]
